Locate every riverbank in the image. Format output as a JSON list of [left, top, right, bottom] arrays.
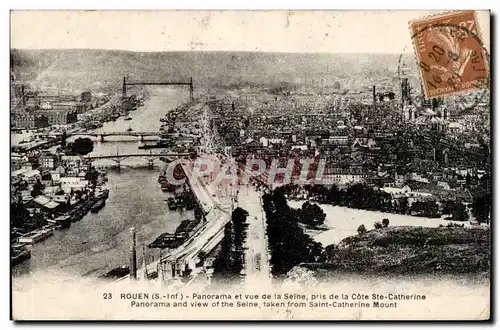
[[12, 87, 190, 278], [288, 201, 485, 247]]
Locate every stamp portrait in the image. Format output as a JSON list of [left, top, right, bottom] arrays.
[[410, 10, 489, 99]]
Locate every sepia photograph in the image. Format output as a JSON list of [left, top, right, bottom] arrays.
[[9, 10, 491, 320]]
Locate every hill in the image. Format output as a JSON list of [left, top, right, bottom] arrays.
[[10, 49, 418, 91], [290, 226, 490, 277]]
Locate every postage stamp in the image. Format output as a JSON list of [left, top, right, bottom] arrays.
[[410, 10, 489, 99]]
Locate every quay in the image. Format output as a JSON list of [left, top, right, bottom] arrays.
[[116, 160, 234, 285]]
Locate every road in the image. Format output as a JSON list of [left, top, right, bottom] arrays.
[[238, 183, 271, 289]]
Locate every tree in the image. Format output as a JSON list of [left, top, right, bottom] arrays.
[[382, 218, 390, 228], [357, 224, 367, 235], [213, 222, 233, 276], [263, 190, 323, 277], [410, 200, 440, 218], [374, 222, 383, 229], [298, 201, 326, 226], [398, 197, 409, 214], [472, 195, 491, 224], [81, 91, 92, 103], [451, 203, 468, 221], [231, 207, 249, 275], [68, 137, 94, 156], [442, 200, 456, 215], [61, 130, 68, 149]]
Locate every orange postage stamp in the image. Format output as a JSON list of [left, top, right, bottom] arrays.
[[410, 10, 489, 99]]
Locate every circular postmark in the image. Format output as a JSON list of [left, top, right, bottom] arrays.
[[398, 45, 489, 113], [402, 12, 490, 112], [409, 13, 490, 101]]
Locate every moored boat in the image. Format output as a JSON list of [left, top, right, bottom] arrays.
[[99, 265, 130, 280], [90, 198, 106, 213], [47, 215, 71, 229], [95, 188, 109, 199], [12, 244, 31, 265], [18, 227, 54, 244]]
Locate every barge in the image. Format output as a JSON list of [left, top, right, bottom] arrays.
[[18, 227, 54, 244], [47, 215, 71, 229], [12, 244, 31, 265], [90, 198, 106, 213]]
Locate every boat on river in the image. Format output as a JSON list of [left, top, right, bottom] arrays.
[[90, 198, 106, 213], [99, 265, 130, 280], [12, 243, 31, 265], [18, 227, 54, 244], [47, 215, 71, 229], [96, 188, 109, 199]]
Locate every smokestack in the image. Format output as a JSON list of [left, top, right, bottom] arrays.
[[189, 77, 194, 101], [122, 77, 127, 98], [21, 85, 26, 107], [129, 227, 137, 281], [373, 85, 376, 111]]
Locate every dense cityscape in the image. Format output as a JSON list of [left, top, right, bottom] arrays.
[[11, 49, 491, 288]]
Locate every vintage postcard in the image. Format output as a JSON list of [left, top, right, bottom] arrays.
[[10, 10, 491, 321]]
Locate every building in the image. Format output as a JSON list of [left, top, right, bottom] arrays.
[[38, 109, 78, 126], [381, 184, 412, 198], [60, 177, 89, 194], [414, 109, 446, 131], [11, 111, 34, 129], [20, 169, 41, 184], [11, 111, 50, 129], [322, 167, 367, 186], [31, 195, 62, 214], [51, 102, 77, 111], [39, 153, 59, 170]]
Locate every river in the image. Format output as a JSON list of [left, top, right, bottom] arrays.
[[13, 87, 191, 278]]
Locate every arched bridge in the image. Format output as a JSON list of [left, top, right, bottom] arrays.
[[84, 151, 193, 169], [34, 131, 160, 142]]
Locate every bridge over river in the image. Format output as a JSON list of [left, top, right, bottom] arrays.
[[35, 131, 161, 142]]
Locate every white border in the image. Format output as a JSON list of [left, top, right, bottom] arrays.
[[2, 0, 498, 328]]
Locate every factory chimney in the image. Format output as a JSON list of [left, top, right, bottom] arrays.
[[372, 85, 376, 112], [21, 85, 26, 107], [129, 227, 137, 281], [122, 76, 127, 98]]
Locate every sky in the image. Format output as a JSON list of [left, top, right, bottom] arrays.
[[10, 10, 491, 54]]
